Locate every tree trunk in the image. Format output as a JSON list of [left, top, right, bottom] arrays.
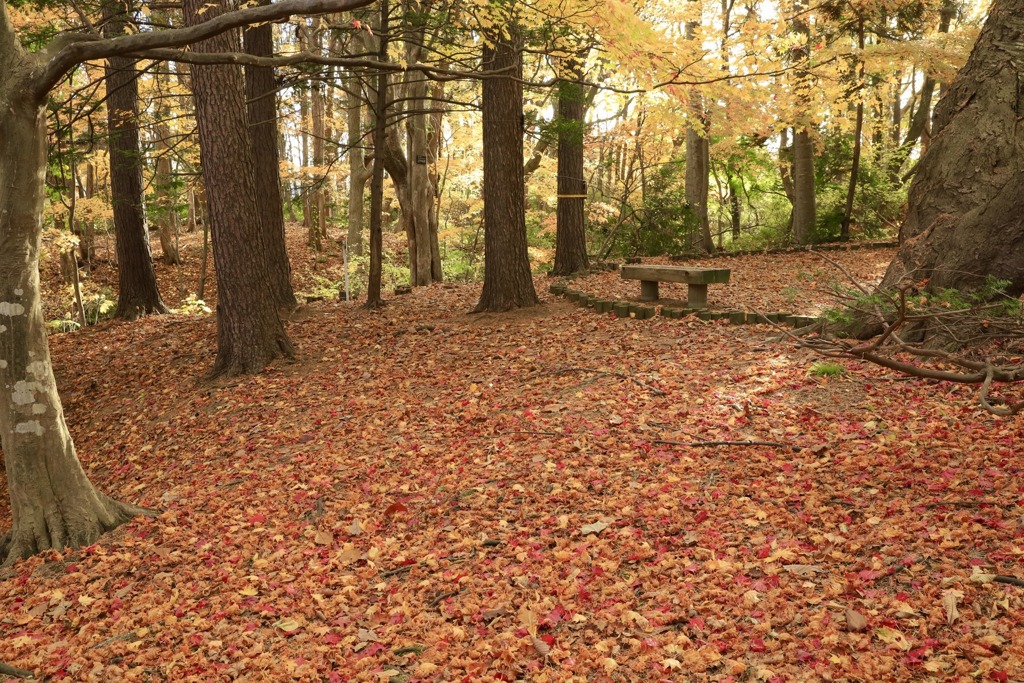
[[877, 0, 1024, 297], [729, 174, 742, 240], [552, 58, 589, 276], [153, 120, 181, 265], [310, 77, 326, 250], [103, 0, 169, 320], [840, 19, 866, 242], [474, 26, 539, 312], [244, 12, 297, 310], [365, 0, 389, 308], [889, 1, 954, 180], [406, 69, 437, 286], [183, 0, 293, 375], [0, 21, 147, 565], [427, 76, 445, 282], [790, 0, 816, 245], [684, 11, 715, 255], [685, 124, 714, 253], [791, 128, 816, 244], [346, 74, 370, 255]]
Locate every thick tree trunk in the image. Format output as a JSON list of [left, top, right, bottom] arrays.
[[878, 0, 1024, 296], [244, 14, 298, 310], [0, 31, 146, 565], [103, 0, 169, 320], [474, 28, 539, 312], [184, 0, 293, 375], [552, 61, 589, 276]]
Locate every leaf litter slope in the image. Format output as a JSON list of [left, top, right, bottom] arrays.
[[2, 253, 1023, 682]]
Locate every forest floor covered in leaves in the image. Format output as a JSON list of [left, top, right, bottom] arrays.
[[2, 234, 1023, 682]]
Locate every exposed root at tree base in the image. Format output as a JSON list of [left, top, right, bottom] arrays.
[[1, 498, 156, 567], [115, 300, 171, 322], [209, 336, 294, 378]]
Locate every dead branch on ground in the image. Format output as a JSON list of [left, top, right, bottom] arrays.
[[793, 261, 1024, 417]]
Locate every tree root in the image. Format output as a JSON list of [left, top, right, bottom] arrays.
[[2, 497, 156, 567]]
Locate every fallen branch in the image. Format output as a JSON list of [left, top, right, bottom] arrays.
[[654, 439, 802, 452], [499, 430, 557, 436], [993, 575, 1024, 588], [380, 564, 416, 578], [429, 590, 461, 608], [91, 631, 139, 650], [0, 662, 35, 679]]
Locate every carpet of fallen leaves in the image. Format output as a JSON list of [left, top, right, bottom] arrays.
[[3, 236, 1024, 682]]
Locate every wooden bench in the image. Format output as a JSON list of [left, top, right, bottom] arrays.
[[620, 265, 731, 308]]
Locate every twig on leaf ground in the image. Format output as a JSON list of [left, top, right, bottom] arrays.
[[90, 631, 140, 650], [0, 661, 35, 679], [380, 564, 417, 579], [429, 590, 461, 608], [529, 366, 666, 396], [654, 439, 802, 452], [994, 575, 1024, 588], [499, 430, 557, 436], [811, 250, 874, 296]]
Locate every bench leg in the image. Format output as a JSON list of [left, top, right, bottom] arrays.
[[639, 280, 659, 301], [687, 284, 708, 309]]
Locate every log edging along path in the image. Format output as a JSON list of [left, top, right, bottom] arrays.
[[549, 280, 820, 327]]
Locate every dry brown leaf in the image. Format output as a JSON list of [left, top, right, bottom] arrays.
[[845, 609, 868, 632]]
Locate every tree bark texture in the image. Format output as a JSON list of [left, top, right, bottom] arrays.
[[183, 0, 293, 375], [684, 12, 715, 255], [103, 0, 169, 320], [474, 28, 539, 312], [365, 0, 389, 308], [879, 0, 1024, 295], [0, 12, 145, 565], [406, 68, 439, 285], [244, 14, 297, 310], [153, 120, 181, 265], [427, 77, 444, 282], [346, 74, 371, 255], [552, 62, 589, 276], [841, 20, 866, 242], [685, 123, 714, 253], [791, 129, 816, 244], [790, 0, 816, 245]]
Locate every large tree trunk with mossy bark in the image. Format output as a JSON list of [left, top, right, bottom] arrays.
[[0, 26, 149, 566], [473, 27, 539, 312], [879, 1, 1024, 297]]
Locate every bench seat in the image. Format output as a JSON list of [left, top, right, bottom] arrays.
[[620, 265, 731, 307]]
